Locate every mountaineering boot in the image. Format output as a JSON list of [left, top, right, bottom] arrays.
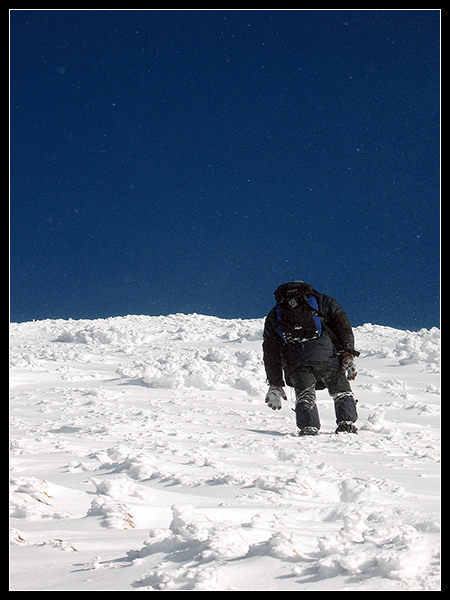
[[294, 384, 321, 431], [333, 392, 358, 424], [299, 426, 319, 436], [335, 421, 358, 434]]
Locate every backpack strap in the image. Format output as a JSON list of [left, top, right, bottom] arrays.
[[307, 295, 323, 336], [276, 304, 284, 341]]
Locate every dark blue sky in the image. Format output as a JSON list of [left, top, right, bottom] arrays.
[[10, 10, 440, 329]]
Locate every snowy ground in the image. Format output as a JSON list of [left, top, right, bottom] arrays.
[[10, 314, 440, 591]]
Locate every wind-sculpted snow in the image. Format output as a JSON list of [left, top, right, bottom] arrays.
[[10, 315, 440, 590]]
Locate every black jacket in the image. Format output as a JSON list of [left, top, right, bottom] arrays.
[[263, 291, 357, 387]]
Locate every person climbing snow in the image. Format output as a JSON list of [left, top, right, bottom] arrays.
[[263, 281, 360, 436]]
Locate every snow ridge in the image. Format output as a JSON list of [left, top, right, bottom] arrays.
[[10, 314, 440, 590]]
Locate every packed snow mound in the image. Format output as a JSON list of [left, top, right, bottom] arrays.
[[10, 314, 440, 591], [356, 323, 440, 370]]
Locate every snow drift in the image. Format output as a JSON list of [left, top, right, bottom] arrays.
[[10, 314, 440, 590]]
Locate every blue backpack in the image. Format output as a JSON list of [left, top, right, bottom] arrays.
[[274, 282, 323, 345]]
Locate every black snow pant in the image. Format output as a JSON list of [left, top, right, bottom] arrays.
[[289, 365, 357, 431]]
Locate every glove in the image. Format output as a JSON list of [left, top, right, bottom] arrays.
[[341, 352, 357, 380], [265, 385, 287, 410]]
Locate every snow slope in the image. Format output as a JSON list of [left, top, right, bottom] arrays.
[[10, 314, 440, 591]]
